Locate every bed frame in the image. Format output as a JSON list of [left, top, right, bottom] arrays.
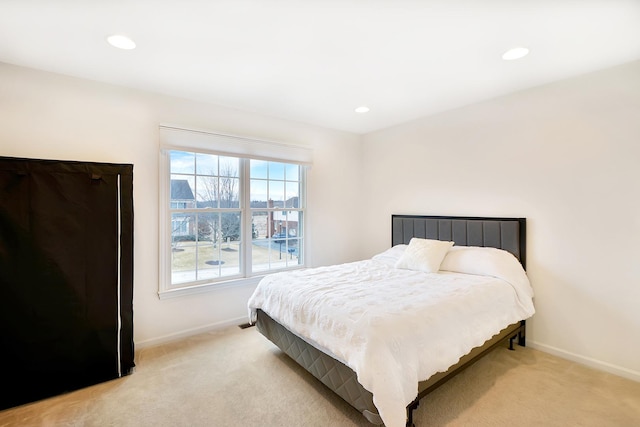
[[255, 215, 527, 426]]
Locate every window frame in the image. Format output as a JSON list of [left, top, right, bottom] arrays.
[[158, 133, 309, 300]]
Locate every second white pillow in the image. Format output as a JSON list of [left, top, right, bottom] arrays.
[[394, 238, 454, 273]]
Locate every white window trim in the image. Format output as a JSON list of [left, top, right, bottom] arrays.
[[159, 125, 313, 165], [158, 126, 312, 299]]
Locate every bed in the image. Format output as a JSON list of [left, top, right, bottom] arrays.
[[248, 215, 534, 427]]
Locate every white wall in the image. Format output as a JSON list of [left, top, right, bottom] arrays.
[[0, 62, 363, 347], [4, 59, 639, 382], [360, 60, 640, 381]]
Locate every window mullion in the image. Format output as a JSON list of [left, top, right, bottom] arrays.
[[241, 158, 251, 275]]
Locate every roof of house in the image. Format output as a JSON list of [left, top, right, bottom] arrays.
[[170, 179, 194, 201]]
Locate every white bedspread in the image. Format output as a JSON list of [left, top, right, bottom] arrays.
[[248, 257, 535, 427]]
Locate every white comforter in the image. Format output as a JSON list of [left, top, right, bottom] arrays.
[[248, 250, 535, 427]]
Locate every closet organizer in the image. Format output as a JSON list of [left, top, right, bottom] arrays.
[[0, 157, 134, 410]]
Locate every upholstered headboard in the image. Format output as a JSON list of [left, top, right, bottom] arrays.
[[391, 215, 526, 269]]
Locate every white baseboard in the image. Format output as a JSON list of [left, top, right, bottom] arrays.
[[528, 340, 640, 383], [136, 327, 640, 383], [135, 315, 249, 349]]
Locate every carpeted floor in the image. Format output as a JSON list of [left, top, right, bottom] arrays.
[[1, 325, 639, 427]]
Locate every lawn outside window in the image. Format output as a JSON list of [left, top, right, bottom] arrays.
[[158, 126, 310, 299]]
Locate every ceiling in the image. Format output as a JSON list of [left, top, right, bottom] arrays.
[[1, 1, 640, 134]]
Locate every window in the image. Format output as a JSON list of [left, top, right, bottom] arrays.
[[249, 160, 303, 273], [159, 127, 311, 298]]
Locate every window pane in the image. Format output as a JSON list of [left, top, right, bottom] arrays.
[[250, 159, 268, 179], [170, 151, 195, 174], [172, 249, 196, 284], [251, 211, 270, 273], [271, 210, 287, 237], [256, 232, 288, 271], [219, 177, 239, 208], [268, 162, 285, 180], [219, 156, 239, 177], [171, 212, 195, 240], [195, 153, 217, 175], [171, 212, 196, 284], [217, 239, 241, 277], [197, 212, 220, 279], [170, 212, 242, 284], [219, 212, 241, 276], [286, 212, 301, 237], [250, 179, 268, 206], [251, 211, 269, 240], [285, 163, 299, 181], [279, 213, 303, 267], [170, 175, 195, 209], [197, 238, 220, 280], [294, 212, 303, 238], [196, 210, 239, 279], [269, 180, 285, 204], [197, 212, 217, 242], [284, 238, 300, 266], [220, 211, 241, 243], [196, 176, 218, 207], [285, 181, 299, 207]]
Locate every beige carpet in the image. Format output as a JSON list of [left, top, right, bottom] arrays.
[[1, 326, 639, 427]]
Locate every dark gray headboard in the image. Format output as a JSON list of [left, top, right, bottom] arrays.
[[392, 215, 526, 269]]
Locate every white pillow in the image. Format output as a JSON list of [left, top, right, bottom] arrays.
[[440, 245, 534, 300], [371, 244, 407, 265], [394, 238, 454, 273]]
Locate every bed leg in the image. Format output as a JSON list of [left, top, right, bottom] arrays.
[[518, 320, 526, 347], [508, 335, 515, 351], [406, 400, 419, 427]]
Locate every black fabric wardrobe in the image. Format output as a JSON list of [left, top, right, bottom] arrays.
[[0, 157, 134, 410]]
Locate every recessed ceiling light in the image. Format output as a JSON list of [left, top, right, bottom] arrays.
[[502, 47, 529, 61], [355, 106, 370, 114], [107, 34, 136, 50]]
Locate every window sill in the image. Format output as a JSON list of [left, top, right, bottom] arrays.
[[158, 276, 264, 300], [158, 265, 306, 300]]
